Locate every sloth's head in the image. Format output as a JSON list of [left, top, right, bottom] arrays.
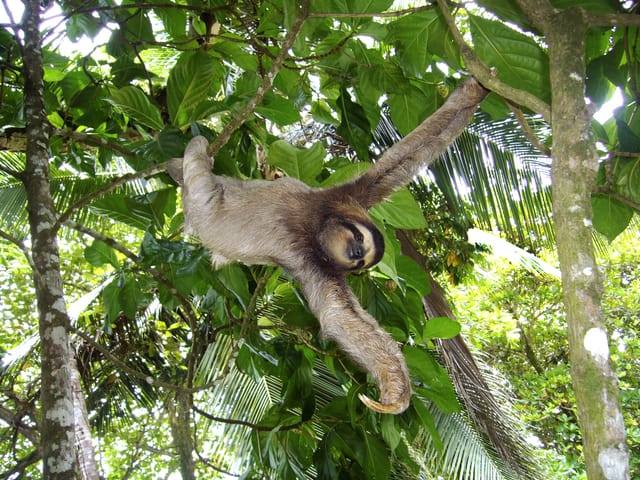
[[318, 216, 384, 273]]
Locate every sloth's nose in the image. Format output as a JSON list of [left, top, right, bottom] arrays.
[[350, 246, 363, 259]]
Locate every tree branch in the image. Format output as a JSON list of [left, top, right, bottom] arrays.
[[436, 0, 552, 121], [192, 405, 306, 432], [207, 0, 311, 158], [507, 101, 552, 156], [62, 219, 198, 329], [53, 129, 137, 158], [584, 11, 640, 27], [592, 186, 640, 211]]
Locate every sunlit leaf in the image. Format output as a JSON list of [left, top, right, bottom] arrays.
[[109, 86, 164, 130]]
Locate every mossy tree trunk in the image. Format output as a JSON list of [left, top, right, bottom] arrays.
[[21, 1, 81, 477], [546, 8, 629, 480]]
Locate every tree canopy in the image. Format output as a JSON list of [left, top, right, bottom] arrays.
[[0, 1, 639, 479]]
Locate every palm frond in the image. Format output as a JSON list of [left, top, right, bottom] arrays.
[[0, 150, 166, 239], [468, 229, 560, 278], [375, 110, 555, 252], [195, 334, 281, 475]]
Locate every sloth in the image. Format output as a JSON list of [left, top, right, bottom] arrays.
[[170, 77, 488, 414]]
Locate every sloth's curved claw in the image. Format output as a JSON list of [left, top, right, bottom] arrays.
[[358, 392, 410, 415], [358, 369, 412, 414]]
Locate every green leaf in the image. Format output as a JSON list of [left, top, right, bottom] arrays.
[[387, 10, 459, 75], [90, 189, 175, 233], [611, 156, 640, 203], [386, 12, 433, 76], [336, 89, 372, 161], [313, 431, 339, 480], [423, 316, 461, 339], [256, 93, 301, 126], [387, 86, 437, 136], [469, 15, 550, 103], [217, 264, 251, 309], [370, 189, 428, 229], [85, 240, 119, 268], [331, 425, 366, 473], [380, 415, 401, 452], [411, 397, 443, 452], [267, 141, 325, 185], [362, 431, 390, 480], [322, 163, 371, 187], [591, 194, 634, 242], [167, 51, 221, 127], [109, 86, 164, 130], [404, 345, 459, 413], [396, 255, 431, 297]]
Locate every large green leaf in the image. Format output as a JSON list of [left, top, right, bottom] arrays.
[[370, 189, 428, 229], [89, 188, 175, 233], [255, 92, 301, 126], [109, 86, 164, 131], [267, 140, 325, 185], [469, 15, 550, 103], [387, 10, 459, 76], [387, 86, 437, 135], [84, 239, 119, 268], [423, 316, 461, 340], [404, 346, 459, 414], [167, 51, 220, 127], [591, 194, 634, 242], [336, 89, 372, 161]]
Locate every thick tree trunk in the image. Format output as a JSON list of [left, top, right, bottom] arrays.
[[21, 1, 79, 477], [547, 9, 629, 480]]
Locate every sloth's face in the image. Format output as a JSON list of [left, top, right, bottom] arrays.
[[321, 220, 384, 273]]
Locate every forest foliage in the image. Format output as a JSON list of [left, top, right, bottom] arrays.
[[1, 0, 639, 479]]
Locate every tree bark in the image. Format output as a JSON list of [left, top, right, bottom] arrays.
[[21, 1, 79, 477], [70, 355, 100, 480], [168, 391, 196, 480], [546, 8, 629, 480]]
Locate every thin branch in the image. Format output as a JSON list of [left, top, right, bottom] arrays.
[[207, 0, 311, 158], [62, 219, 198, 329], [507, 101, 551, 156], [52, 130, 137, 158], [0, 228, 40, 285], [592, 186, 640, 211], [63, 219, 140, 262], [0, 449, 41, 480], [436, 0, 552, 122], [192, 405, 305, 432]]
